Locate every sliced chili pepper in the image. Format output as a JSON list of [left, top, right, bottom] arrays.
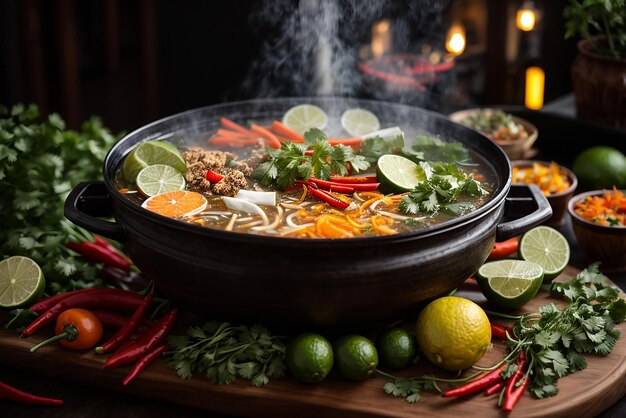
[[491, 322, 510, 341], [30, 288, 100, 314], [502, 374, 529, 412], [330, 176, 378, 183], [504, 356, 527, 401], [442, 365, 505, 397], [296, 179, 354, 194], [308, 177, 379, 192], [122, 344, 168, 385], [484, 380, 506, 396], [205, 170, 224, 183], [95, 292, 153, 354], [91, 310, 150, 334], [304, 149, 314, 156], [0, 380, 63, 406], [487, 237, 519, 260], [103, 308, 177, 369], [22, 289, 144, 337], [30, 308, 103, 352], [306, 186, 351, 210], [66, 241, 130, 271]]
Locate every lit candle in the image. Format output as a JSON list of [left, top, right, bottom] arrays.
[[516, 8, 536, 31], [371, 19, 391, 58], [446, 24, 466, 56], [525, 66, 545, 110]]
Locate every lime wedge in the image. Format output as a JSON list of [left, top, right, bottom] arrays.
[[340, 108, 380, 137], [282, 104, 328, 135], [0, 256, 45, 308], [123, 141, 186, 182], [518, 226, 570, 282], [476, 259, 544, 309], [136, 164, 186, 197], [376, 154, 426, 192]]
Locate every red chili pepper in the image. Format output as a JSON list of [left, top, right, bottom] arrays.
[[296, 179, 354, 194], [488, 237, 519, 260], [484, 380, 506, 396], [93, 236, 133, 264], [0, 380, 63, 406], [491, 322, 510, 341], [22, 289, 144, 337], [103, 308, 177, 369], [442, 364, 505, 397], [306, 186, 351, 209], [66, 241, 130, 271], [205, 170, 224, 183], [122, 344, 168, 385], [304, 149, 314, 156], [308, 177, 379, 192], [91, 310, 150, 334], [502, 374, 530, 412], [95, 292, 154, 354], [330, 176, 378, 183], [30, 288, 100, 314], [30, 308, 104, 352], [504, 356, 527, 401]]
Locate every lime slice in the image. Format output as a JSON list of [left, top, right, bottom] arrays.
[[518, 226, 570, 281], [476, 259, 544, 309], [0, 256, 45, 308], [136, 164, 186, 197], [282, 104, 328, 135], [376, 154, 426, 192], [340, 108, 380, 137], [122, 141, 186, 182]]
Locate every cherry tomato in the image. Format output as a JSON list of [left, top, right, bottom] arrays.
[[54, 308, 103, 350]]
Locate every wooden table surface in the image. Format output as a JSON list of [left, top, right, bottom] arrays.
[[2, 216, 626, 418]]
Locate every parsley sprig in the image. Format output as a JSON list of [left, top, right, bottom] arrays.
[[253, 128, 369, 189], [166, 321, 287, 387]]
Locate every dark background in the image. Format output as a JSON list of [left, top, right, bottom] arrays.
[[1, 0, 577, 132]]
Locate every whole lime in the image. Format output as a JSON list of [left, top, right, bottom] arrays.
[[376, 328, 418, 370], [286, 333, 333, 384], [334, 335, 379, 381], [415, 296, 491, 371], [572, 146, 626, 190]]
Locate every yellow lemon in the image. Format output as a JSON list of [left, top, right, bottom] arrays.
[[415, 296, 491, 371]]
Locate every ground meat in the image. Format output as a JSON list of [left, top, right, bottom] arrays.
[[211, 170, 247, 197], [232, 149, 265, 176], [182, 147, 235, 172], [185, 162, 212, 194]]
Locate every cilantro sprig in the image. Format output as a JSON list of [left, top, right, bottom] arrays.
[[166, 321, 287, 387], [252, 128, 369, 190]]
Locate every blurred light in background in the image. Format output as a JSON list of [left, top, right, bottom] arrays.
[[516, 3, 536, 31], [525, 66, 544, 110], [446, 23, 466, 56], [371, 19, 392, 58]]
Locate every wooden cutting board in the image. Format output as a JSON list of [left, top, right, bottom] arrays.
[[0, 266, 625, 418]]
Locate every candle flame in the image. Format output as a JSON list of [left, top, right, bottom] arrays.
[[446, 24, 465, 56], [516, 9, 536, 31]]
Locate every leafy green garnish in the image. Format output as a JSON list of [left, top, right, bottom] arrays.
[[405, 135, 469, 163], [253, 128, 369, 189], [359, 134, 404, 163], [166, 321, 287, 387], [399, 162, 487, 215], [0, 104, 119, 293]]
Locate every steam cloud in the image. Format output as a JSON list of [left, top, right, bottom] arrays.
[[240, 0, 451, 103]]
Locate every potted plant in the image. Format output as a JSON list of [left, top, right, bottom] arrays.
[[564, 0, 626, 128]]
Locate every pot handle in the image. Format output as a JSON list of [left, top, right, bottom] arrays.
[[64, 181, 124, 242], [496, 184, 552, 241]]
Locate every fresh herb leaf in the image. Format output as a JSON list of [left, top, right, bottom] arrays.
[[359, 134, 404, 163], [407, 135, 469, 163]]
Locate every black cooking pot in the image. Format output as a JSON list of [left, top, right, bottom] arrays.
[[65, 97, 551, 330]]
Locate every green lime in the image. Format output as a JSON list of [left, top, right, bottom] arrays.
[[136, 164, 186, 197], [122, 141, 186, 182], [333, 335, 378, 381], [476, 260, 544, 309], [572, 146, 626, 189], [376, 154, 426, 193], [518, 226, 570, 281], [0, 256, 45, 308], [376, 328, 418, 370], [286, 333, 334, 383], [282, 104, 328, 135], [340, 108, 380, 137]]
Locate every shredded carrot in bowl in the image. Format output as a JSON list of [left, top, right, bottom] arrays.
[[512, 162, 572, 196], [573, 187, 626, 227]]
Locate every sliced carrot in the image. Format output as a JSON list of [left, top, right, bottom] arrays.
[[215, 129, 253, 139], [328, 137, 362, 150], [251, 124, 281, 149], [220, 117, 254, 135], [270, 121, 305, 143]]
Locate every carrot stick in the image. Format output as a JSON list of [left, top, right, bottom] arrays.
[[220, 117, 253, 135], [215, 129, 253, 139], [270, 121, 305, 143], [328, 137, 362, 150], [251, 124, 281, 149]]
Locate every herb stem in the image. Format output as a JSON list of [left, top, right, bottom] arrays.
[[485, 310, 523, 320]]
